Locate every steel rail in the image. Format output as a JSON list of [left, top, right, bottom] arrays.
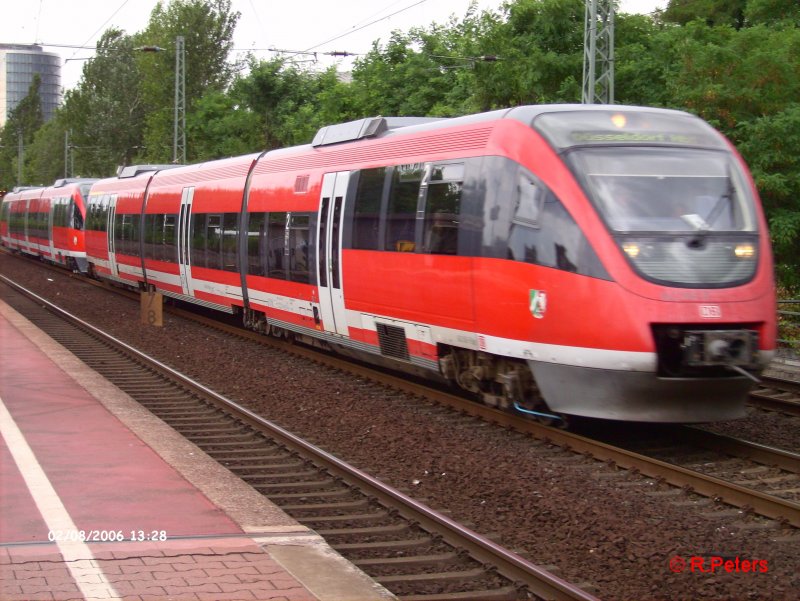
[[0, 275, 598, 601], [680, 427, 800, 474]]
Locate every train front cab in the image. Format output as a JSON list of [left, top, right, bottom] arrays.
[[508, 107, 776, 422], [42, 179, 95, 272]]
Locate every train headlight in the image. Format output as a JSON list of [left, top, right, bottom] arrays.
[[734, 244, 755, 258], [622, 243, 640, 258], [611, 113, 627, 128]]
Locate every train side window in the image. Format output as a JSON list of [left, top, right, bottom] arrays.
[[38, 207, 48, 238], [222, 212, 238, 272], [190, 213, 206, 268], [422, 163, 463, 255], [85, 201, 96, 230], [267, 212, 288, 279], [289, 213, 310, 283], [129, 213, 140, 256], [52, 199, 63, 228], [114, 214, 124, 254], [385, 164, 423, 252], [162, 214, 177, 263], [352, 168, 386, 250], [114, 214, 138, 256], [143, 214, 155, 258], [205, 214, 223, 270], [99, 198, 109, 231], [246, 212, 267, 277]]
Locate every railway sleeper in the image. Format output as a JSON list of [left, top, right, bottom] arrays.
[[353, 552, 458, 568]]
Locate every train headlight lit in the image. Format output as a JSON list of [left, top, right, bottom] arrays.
[[734, 244, 755, 258], [611, 113, 627, 128], [622, 243, 640, 258]]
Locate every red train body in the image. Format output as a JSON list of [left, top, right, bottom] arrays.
[[2, 105, 777, 422], [1, 179, 95, 271]]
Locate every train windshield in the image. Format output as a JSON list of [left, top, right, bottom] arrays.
[[568, 147, 757, 234], [566, 147, 760, 288]]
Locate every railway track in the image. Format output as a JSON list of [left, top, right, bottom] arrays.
[[0, 276, 597, 601], [3, 257, 800, 532], [749, 376, 800, 417]]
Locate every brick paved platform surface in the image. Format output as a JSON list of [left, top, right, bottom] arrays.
[[0, 300, 394, 601], [3, 539, 313, 601]]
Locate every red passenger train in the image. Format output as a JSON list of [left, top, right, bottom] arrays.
[[1, 179, 95, 272], [2, 105, 777, 422]]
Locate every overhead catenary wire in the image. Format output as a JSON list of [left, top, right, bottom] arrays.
[[67, 0, 132, 61], [303, 0, 429, 52]]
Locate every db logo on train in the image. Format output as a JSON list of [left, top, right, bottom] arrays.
[[699, 305, 722, 319]]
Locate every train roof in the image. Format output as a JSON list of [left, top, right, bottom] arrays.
[[117, 164, 182, 179], [268, 103, 705, 160], [52, 178, 98, 188]]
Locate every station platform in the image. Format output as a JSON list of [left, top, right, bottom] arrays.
[[0, 301, 395, 601]]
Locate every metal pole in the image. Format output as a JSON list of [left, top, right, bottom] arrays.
[[582, 0, 614, 104], [64, 130, 69, 178], [173, 35, 186, 164], [17, 130, 23, 185], [582, 0, 597, 104]]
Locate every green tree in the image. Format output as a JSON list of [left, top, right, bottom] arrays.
[[0, 74, 44, 188], [60, 28, 147, 176], [187, 88, 262, 160], [469, 0, 584, 108], [745, 0, 800, 25], [663, 0, 748, 29], [137, 0, 239, 162], [663, 23, 800, 129], [232, 58, 355, 149], [736, 105, 800, 293], [26, 116, 69, 185]]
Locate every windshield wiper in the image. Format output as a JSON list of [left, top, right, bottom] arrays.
[[704, 170, 735, 229]]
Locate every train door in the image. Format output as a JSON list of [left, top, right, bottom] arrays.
[[106, 194, 120, 279], [47, 198, 57, 262], [177, 186, 195, 296], [316, 172, 350, 336], [22, 199, 31, 253]]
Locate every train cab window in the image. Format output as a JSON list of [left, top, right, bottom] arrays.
[[70, 199, 84, 230], [352, 168, 386, 250], [385, 164, 423, 252], [514, 171, 545, 227], [288, 214, 311, 283], [268, 212, 288, 279], [422, 163, 464, 255], [246, 211, 267, 277]]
